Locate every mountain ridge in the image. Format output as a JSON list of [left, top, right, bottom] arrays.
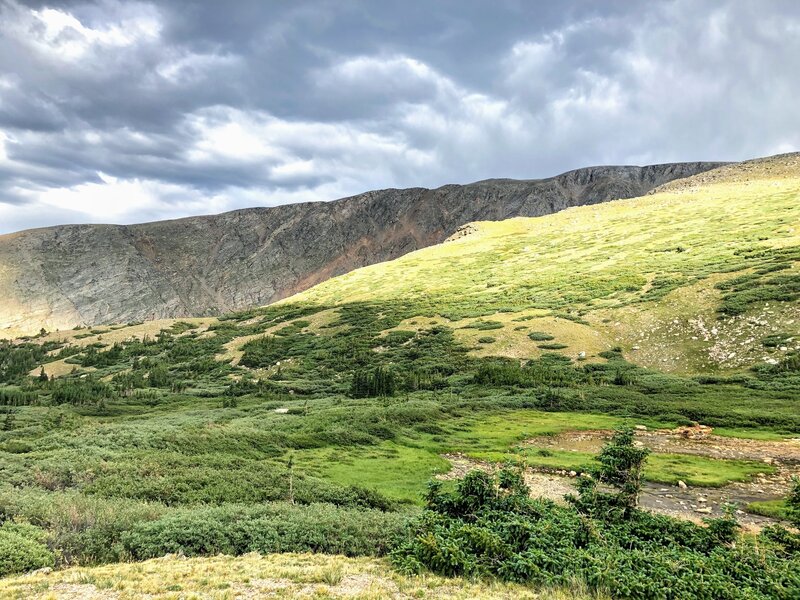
[[0, 161, 724, 336]]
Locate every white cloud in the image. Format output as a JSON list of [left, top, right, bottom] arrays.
[[0, 129, 8, 162], [0, 0, 798, 233], [1, 180, 232, 233], [154, 51, 240, 86], [1, 1, 161, 62], [183, 105, 430, 187]]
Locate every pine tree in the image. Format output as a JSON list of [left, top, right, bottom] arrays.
[[569, 427, 650, 520], [2, 409, 14, 431], [788, 477, 800, 527]]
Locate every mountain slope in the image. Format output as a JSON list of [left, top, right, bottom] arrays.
[[0, 161, 722, 337], [290, 152, 800, 373], [2, 154, 799, 594]]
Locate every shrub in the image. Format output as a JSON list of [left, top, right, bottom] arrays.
[[462, 320, 504, 331], [788, 477, 800, 527], [528, 332, 555, 341], [392, 465, 800, 599], [537, 343, 568, 350], [0, 521, 55, 577], [121, 503, 407, 559]]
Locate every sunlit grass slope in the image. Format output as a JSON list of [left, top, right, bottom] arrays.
[[0, 553, 601, 599], [292, 154, 800, 372]]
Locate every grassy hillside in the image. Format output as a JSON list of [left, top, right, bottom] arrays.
[[293, 153, 800, 373], [1, 154, 799, 596]]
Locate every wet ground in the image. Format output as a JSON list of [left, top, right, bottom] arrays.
[[440, 426, 800, 530]]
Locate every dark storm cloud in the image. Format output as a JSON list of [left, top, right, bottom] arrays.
[[0, 0, 799, 232]]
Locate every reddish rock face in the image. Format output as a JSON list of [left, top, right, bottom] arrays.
[[0, 161, 724, 336]]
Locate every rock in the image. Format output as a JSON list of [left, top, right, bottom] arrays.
[[695, 507, 713, 514], [577, 351, 586, 359], [634, 425, 648, 431], [677, 480, 688, 489], [569, 471, 578, 477], [697, 497, 707, 503], [0, 162, 727, 336]]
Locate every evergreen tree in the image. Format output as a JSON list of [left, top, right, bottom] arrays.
[[350, 366, 396, 398], [2, 409, 14, 431], [569, 427, 649, 519], [788, 477, 800, 527]]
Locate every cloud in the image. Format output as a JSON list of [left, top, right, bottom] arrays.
[[12, 2, 161, 61], [0, 0, 798, 233]]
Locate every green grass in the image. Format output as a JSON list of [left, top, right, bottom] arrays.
[[436, 411, 771, 487], [643, 453, 770, 487], [443, 446, 768, 488], [296, 442, 450, 503], [289, 410, 774, 501], [712, 428, 796, 441], [747, 499, 790, 519], [432, 410, 623, 453]]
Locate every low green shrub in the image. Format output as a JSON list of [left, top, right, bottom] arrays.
[[392, 446, 800, 599], [462, 320, 504, 331], [0, 521, 55, 577], [528, 332, 555, 341], [121, 502, 408, 559]]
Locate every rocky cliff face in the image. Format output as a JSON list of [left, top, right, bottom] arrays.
[[0, 161, 725, 336]]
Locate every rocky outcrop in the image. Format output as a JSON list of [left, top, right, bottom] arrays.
[[0, 161, 725, 336]]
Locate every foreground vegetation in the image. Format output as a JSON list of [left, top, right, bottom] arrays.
[[394, 432, 800, 599], [0, 552, 592, 600], [1, 156, 799, 596]]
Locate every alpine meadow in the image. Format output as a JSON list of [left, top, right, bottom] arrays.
[[1, 154, 799, 599], [3, 2, 800, 597]]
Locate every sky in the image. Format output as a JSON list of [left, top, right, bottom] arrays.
[[0, 0, 798, 233]]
